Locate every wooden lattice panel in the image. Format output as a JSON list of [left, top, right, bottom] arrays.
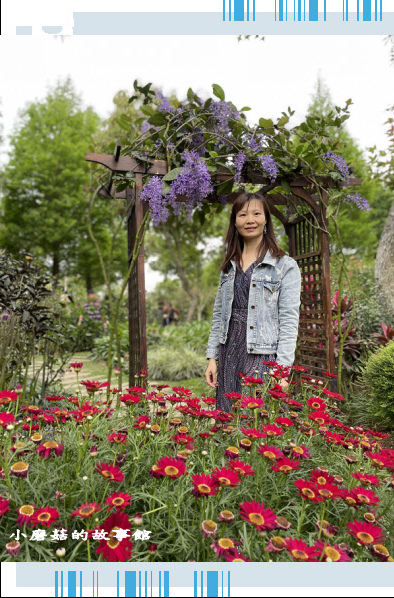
[[289, 214, 333, 376]]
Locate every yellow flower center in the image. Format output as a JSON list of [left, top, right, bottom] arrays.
[[234, 468, 245, 476], [248, 402, 258, 409], [316, 476, 327, 485], [373, 544, 389, 556], [197, 484, 211, 494], [11, 462, 28, 472], [357, 532, 374, 544], [151, 425, 160, 432], [102, 471, 114, 479], [31, 434, 42, 441], [218, 477, 231, 486], [325, 547, 341, 561], [293, 446, 303, 454], [227, 446, 239, 454], [319, 489, 332, 498], [107, 527, 120, 549], [113, 498, 124, 506], [302, 488, 315, 498], [271, 536, 286, 549], [164, 466, 179, 476], [80, 507, 95, 516], [241, 439, 252, 446], [203, 520, 217, 533], [345, 497, 356, 506], [218, 538, 234, 550], [249, 513, 265, 525], [279, 465, 292, 473], [20, 505, 34, 516], [220, 510, 234, 520], [267, 431, 276, 436], [372, 459, 383, 466], [264, 451, 276, 459], [357, 493, 370, 503], [232, 558, 245, 562], [38, 513, 51, 521], [179, 426, 188, 433], [43, 441, 58, 449], [291, 549, 308, 560]]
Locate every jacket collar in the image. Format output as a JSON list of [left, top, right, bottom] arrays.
[[230, 249, 277, 271]]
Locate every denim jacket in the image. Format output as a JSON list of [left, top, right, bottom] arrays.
[[206, 250, 301, 366]]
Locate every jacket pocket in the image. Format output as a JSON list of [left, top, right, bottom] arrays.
[[263, 279, 280, 304]]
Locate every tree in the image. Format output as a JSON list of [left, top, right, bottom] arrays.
[[0, 78, 100, 277]]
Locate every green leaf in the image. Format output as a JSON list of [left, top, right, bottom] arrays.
[[114, 118, 131, 131], [240, 106, 251, 111], [212, 84, 225, 101], [163, 167, 183, 181], [140, 105, 155, 117], [204, 98, 213, 110], [209, 151, 218, 158], [148, 113, 168, 127], [259, 118, 274, 129], [187, 88, 195, 103], [277, 115, 289, 127], [281, 180, 292, 194], [216, 179, 234, 195]]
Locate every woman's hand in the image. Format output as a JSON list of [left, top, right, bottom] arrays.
[[278, 378, 289, 391], [205, 359, 218, 389]]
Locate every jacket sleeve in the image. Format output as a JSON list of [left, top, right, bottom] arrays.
[[275, 258, 301, 366], [206, 275, 223, 360]]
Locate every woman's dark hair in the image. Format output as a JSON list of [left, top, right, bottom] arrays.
[[220, 192, 286, 274]]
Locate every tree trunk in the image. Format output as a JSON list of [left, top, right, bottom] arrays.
[[52, 250, 60, 277], [375, 198, 394, 320]]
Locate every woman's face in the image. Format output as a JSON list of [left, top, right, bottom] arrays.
[[235, 199, 267, 243]]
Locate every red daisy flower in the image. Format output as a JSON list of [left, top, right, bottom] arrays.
[[70, 362, 83, 372], [312, 539, 352, 562], [239, 500, 276, 531], [347, 521, 385, 545], [149, 464, 164, 479], [261, 424, 285, 437], [239, 438, 253, 451], [352, 487, 380, 506], [308, 411, 331, 426], [31, 506, 60, 528], [309, 469, 337, 485], [105, 492, 132, 511], [225, 550, 251, 562], [0, 412, 16, 428], [156, 456, 187, 479], [307, 397, 327, 411], [0, 498, 10, 520], [226, 460, 255, 477], [0, 390, 18, 405], [240, 396, 264, 409], [172, 386, 193, 397], [191, 473, 220, 497], [240, 427, 266, 439], [294, 479, 323, 503], [224, 446, 240, 458], [95, 511, 133, 562], [133, 415, 150, 429], [172, 433, 195, 445], [271, 457, 300, 474], [211, 467, 240, 487], [15, 504, 35, 526], [36, 440, 64, 458], [71, 502, 101, 518], [224, 392, 243, 401], [210, 537, 239, 556], [291, 444, 311, 459], [80, 380, 110, 393], [340, 488, 359, 508], [257, 444, 284, 460], [119, 394, 141, 405], [95, 462, 124, 482], [351, 472, 380, 487], [284, 537, 318, 561], [275, 417, 294, 428], [364, 451, 392, 469], [126, 386, 146, 394], [10, 461, 30, 477], [315, 482, 341, 501], [107, 432, 128, 444]]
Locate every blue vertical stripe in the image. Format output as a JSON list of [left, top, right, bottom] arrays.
[[298, 0, 301, 20], [253, 0, 255, 20], [357, 0, 360, 18], [228, 571, 230, 598], [309, 0, 318, 20], [380, 0, 382, 20], [279, 0, 283, 20], [234, 0, 244, 20], [194, 571, 197, 598], [164, 572, 169, 598], [61, 571, 64, 598], [247, 0, 249, 20], [96, 571, 99, 598], [229, 0, 231, 20], [207, 572, 218, 598], [222, 572, 224, 597], [363, 0, 371, 19], [80, 571, 82, 598], [324, 0, 326, 20], [151, 572, 152, 598], [223, 0, 225, 20], [55, 571, 58, 598], [159, 571, 161, 598], [145, 572, 148, 598], [117, 572, 120, 598], [125, 571, 137, 597], [201, 571, 203, 598], [68, 572, 76, 597], [139, 572, 142, 597], [92, 572, 94, 598], [286, 0, 288, 20]]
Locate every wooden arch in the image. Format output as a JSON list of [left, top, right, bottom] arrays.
[[85, 149, 360, 385]]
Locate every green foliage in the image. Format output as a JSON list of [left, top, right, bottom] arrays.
[[352, 341, 394, 430], [0, 78, 101, 278], [147, 345, 206, 381], [90, 327, 129, 365]]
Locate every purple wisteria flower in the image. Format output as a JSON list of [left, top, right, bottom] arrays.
[[234, 151, 246, 184], [188, 127, 206, 157], [258, 154, 279, 182], [211, 100, 240, 136], [345, 193, 370, 211], [245, 132, 266, 153], [140, 176, 169, 226], [141, 121, 152, 135], [156, 91, 175, 114], [167, 150, 214, 221], [323, 151, 350, 183]]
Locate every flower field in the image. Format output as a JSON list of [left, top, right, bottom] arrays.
[[0, 362, 393, 563]]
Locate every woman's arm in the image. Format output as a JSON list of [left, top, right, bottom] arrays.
[[206, 275, 223, 360], [275, 258, 301, 367]]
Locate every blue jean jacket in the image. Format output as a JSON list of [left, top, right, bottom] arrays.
[[206, 250, 301, 366]]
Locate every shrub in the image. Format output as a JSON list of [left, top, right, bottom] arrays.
[[352, 341, 394, 430], [147, 345, 207, 381]]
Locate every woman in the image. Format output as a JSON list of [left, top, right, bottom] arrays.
[[205, 192, 301, 413]]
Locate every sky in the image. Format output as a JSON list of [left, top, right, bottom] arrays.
[[0, 34, 393, 290]]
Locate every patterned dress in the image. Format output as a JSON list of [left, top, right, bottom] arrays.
[[216, 260, 277, 413]]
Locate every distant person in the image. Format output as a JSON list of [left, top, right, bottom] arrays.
[[157, 301, 165, 326], [167, 302, 179, 326]]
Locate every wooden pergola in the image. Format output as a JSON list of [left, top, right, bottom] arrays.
[[86, 148, 360, 386]]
